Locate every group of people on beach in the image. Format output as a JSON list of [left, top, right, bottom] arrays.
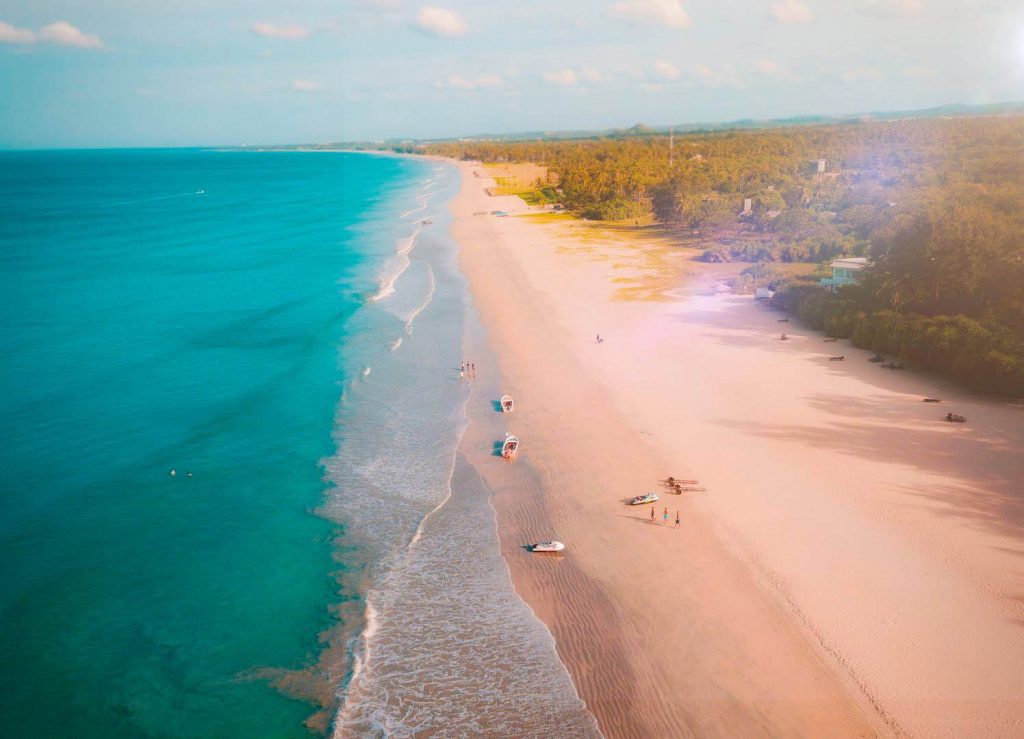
[[459, 361, 476, 380], [651, 506, 681, 528]]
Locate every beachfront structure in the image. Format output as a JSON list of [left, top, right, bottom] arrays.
[[821, 257, 868, 290]]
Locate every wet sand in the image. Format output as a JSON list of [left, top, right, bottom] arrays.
[[451, 161, 1024, 737]]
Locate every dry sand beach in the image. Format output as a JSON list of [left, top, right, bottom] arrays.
[[451, 161, 1024, 737]]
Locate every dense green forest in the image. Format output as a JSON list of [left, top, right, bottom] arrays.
[[415, 117, 1024, 395]]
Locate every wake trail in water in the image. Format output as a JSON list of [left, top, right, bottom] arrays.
[[103, 190, 206, 208]]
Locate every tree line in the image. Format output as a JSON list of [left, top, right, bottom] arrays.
[[410, 116, 1024, 395]]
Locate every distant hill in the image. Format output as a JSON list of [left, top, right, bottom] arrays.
[[246, 100, 1024, 152]]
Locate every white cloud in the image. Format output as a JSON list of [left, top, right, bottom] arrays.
[[864, 0, 924, 16], [581, 67, 606, 83], [291, 79, 320, 91], [641, 82, 664, 93], [840, 65, 881, 81], [251, 22, 311, 40], [608, 0, 691, 29], [0, 21, 35, 44], [770, 0, 812, 23], [38, 21, 103, 48], [443, 74, 503, 90], [475, 74, 503, 88], [543, 68, 579, 86], [755, 58, 782, 76], [653, 60, 681, 79], [415, 7, 468, 37], [692, 62, 743, 88]]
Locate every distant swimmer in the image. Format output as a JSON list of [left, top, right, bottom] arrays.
[[170, 469, 176, 477], [186, 472, 193, 478]]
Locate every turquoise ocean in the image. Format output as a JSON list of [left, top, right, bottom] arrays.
[[0, 150, 597, 738]]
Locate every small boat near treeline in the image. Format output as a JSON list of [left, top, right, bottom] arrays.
[[629, 492, 660, 505], [502, 435, 519, 459], [500, 395, 514, 413], [945, 412, 967, 423], [531, 540, 565, 553]]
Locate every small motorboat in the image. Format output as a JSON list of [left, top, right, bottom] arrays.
[[531, 540, 565, 553], [923, 398, 942, 403], [629, 492, 660, 505], [500, 395, 514, 413], [945, 413, 967, 423], [828, 355, 845, 361], [502, 435, 519, 459], [780, 333, 789, 341]]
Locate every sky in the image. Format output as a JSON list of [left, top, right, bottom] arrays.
[[1, 0, 1024, 148]]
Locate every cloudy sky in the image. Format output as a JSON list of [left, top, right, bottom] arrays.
[[1, 0, 1023, 147]]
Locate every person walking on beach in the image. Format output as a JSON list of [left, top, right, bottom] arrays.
[[650, 507, 655, 523], [471, 362, 476, 378], [663, 507, 669, 525], [675, 511, 680, 528]]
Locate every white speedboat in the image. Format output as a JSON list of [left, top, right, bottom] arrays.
[[629, 492, 660, 505], [500, 395, 514, 413], [532, 540, 565, 553], [502, 435, 519, 459]]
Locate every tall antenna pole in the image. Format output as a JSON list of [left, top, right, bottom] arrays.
[[669, 125, 674, 167]]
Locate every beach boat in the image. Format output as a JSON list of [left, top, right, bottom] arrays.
[[531, 540, 565, 553], [502, 435, 519, 459], [500, 395, 514, 413], [629, 492, 660, 505]]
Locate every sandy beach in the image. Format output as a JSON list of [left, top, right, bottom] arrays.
[[451, 161, 1024, 737]]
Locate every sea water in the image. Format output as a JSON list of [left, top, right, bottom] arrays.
[[0, 149, 595, 738]]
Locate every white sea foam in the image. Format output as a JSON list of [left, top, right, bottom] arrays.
[[323, 158, 595, 737], [403, 263, 435, 336], [399, 199, 427, 219], [368, 224, 422, 303]]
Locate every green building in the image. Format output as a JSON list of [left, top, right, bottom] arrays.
[[820, 257, 868, 290]]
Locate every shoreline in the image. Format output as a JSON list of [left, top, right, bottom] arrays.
[[450, 160, 1024, 737]]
